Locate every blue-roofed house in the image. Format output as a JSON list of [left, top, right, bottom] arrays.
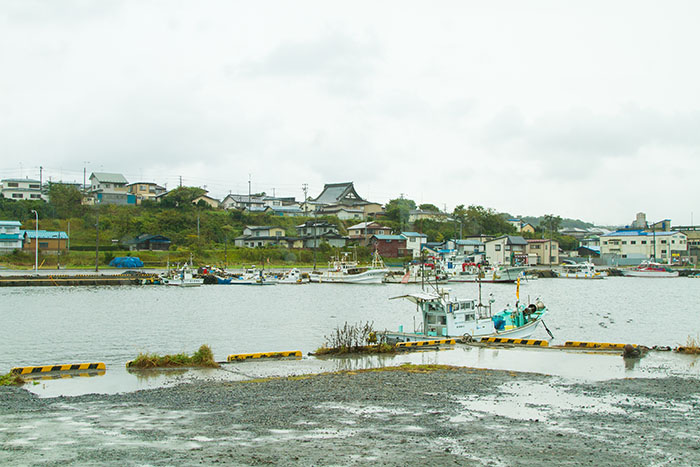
[[600, 229, 687, 265], [21, 229, 69, 254], [0, 220, 23, 254], [401, 231, 428, 258]]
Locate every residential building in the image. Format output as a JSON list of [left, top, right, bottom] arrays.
[[1, 178, 44, 201], [370, 235, 409, 258], [221, 194, 265, 210], [506, 219, 535, 234], [453, 239, 485, 256], [125, 234, 171, 251], [21, 229, 69, 254], [89, 172, 128, 193], [88, 172, 135, 205], [673, 225, 700, 263], [0, 220, 23, 254], [316, 205, 364, 220], [600, 229, 688, 265], [401, 231, 428, 258], [127, 182, 166, 204], [484, 235, 528, 265], [309, 182, 381, 220], [526, 239, 560, 265], [234, 226, 303, 248], [193, 194, 220, 208], [347, 222, 392, 245], [296, 221, 347, 248]]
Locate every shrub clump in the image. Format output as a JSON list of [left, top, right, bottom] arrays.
[[676, 335, 700, 354], [128, 344, 219, 369], [315, 322, 395, 355], [0, 371, 25, 386]]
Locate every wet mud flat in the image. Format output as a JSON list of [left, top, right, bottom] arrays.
[[1, 367, 700, 466]]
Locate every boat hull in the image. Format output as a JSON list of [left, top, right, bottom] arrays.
[[384, 317, 544, 343], [622, 270, 679, 278], [309, 269, 387, 284]]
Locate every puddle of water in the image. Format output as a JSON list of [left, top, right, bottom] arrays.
[[451, 379, 642, 423], [22, 345, 700, 398]]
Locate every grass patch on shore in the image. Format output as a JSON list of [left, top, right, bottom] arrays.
[[0, 371, 25, 386], [128, 344, 220, 369], [314, 321, 396, 356], [676, 336, 700, 354]]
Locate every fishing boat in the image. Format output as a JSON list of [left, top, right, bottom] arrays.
[[384, 262, 447, 284], [383, 280, 549, 343], [447, 264, 527, 283], [162, 266, 204, 287], [555, 261, 606, 279], [622, 261, 679, 278], [219, 266, 278, 285], [278, 268, 309, 284], [309, 251, 388, 284]]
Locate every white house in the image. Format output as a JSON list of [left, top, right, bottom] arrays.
[[484, 235, 528, 265], [1, 178, 44, 201], [0, 220, 23, 253], [401, 231, 428, 258], [600, 229, 687, 265]]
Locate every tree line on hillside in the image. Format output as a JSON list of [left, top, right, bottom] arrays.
[[0, 186, 579, 251]]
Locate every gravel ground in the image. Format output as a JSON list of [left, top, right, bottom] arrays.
[[1, 366, 700, 466]]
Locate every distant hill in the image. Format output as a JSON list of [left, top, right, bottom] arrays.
[[503, 214, 595, 230]]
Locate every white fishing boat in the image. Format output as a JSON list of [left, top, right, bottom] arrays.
[[383, 281, 549, 343], [162, 266, 204, 287], [278, 268, 309, 284], [384, 263, 447, 284], [448, 264, 527, 283], [555, 261, 606, 279], [622, 261, 679, 278], [309, 251, 388, 284]]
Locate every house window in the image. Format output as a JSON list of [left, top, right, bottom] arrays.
[[29, 184, 40, 189], [622, 241, 627, 245], [39, 242, 49, 248], [495, 245, 501, 251], [630, 241, 636, 245], [7, 182, 18, 187], [661, 240, 667, 244], [30, 194, 41, 199], [641, 241, 647, 244], [12, 193, 23, 199], [661, 249, 667, 254], [140, 185, 147, 190]]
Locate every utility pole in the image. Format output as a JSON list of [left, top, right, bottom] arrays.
[[95, 211, 100, 272], [197, 214, 200, 240], [39, 166, 43, 199], [31, 209, 38, 273], [302, 184, 308, 213], [179, 176, 183, 187]]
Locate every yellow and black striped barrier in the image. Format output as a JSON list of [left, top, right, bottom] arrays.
[[227, 350, 302, 362], [481, 337, 549, 347], [11, 362, 106, 375], [564, 341, 636, 350], [395, 339, 456, 348]]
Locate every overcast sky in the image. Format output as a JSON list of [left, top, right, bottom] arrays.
[[1, 0, 699, 225]]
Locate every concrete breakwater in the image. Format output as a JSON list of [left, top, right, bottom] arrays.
[[0, 273, 160, 287]]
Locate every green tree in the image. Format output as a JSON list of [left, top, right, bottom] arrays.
[[464, 205, 515, 236], [541, 214, 563, 235], [384, 198, 416, 227], [48, 183, 83, 218], [418, 203, 440, 212], [160, 186, 207, 208]]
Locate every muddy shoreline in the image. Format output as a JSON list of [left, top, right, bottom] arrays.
[[2, 367, 699, 466]]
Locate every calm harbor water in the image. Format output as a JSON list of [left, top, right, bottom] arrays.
[[1, 276, 699, 374]]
